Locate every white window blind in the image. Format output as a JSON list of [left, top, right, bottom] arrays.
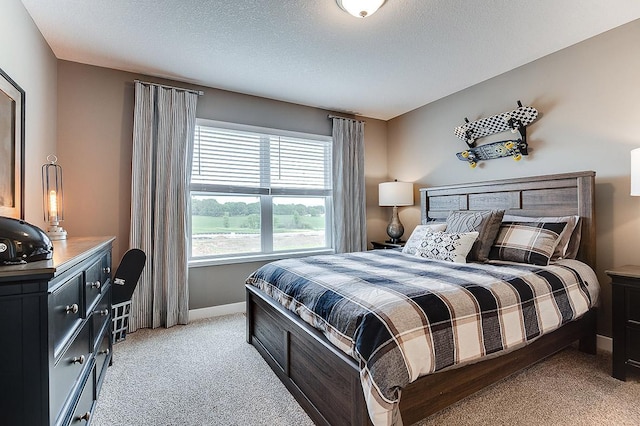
[[191, 125, 332, 195], [191, 126, 264, 190]]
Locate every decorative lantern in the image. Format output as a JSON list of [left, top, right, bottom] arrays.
[[42, 155, 67, 240]]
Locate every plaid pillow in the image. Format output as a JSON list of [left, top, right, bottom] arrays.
[[414, 230, 479, 263], [489, 222, 567, 266], [503, 214, 581, 260]]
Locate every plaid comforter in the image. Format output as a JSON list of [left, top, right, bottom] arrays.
[[246, 249, 599, 426]]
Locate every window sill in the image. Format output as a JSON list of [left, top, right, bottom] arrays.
[[188, 248, 335, 268]]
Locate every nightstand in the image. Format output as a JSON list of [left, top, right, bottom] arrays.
[[606, 265, 640, 381], [371, 241, 405, 250]]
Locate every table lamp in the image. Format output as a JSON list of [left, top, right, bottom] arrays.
[[379, 180, 414, 243]]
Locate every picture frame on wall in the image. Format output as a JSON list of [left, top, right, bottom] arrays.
[[0, 67, 25, 220]]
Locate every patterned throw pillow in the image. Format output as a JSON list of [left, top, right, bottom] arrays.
[[489, 222, 567, 266], [445, 210, 504, 262], [402, 223, 447, 255], [414, 230, 479, 263], [502, 215, 581, 260]]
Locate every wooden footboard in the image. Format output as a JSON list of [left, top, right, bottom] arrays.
[[246, 284, 596, 426], [246, 285, 370, 425]]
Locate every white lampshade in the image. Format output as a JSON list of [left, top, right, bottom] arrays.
[[379, 181, 413, 207], [632, 148, 640, 196], [336, 0, 386, 18]]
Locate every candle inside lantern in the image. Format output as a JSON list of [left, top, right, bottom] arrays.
[[49, 190, 58, 222]]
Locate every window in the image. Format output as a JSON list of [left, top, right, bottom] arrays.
[[189, 120, 333, 264]]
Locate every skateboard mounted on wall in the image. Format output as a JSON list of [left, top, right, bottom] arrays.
[[454, 102, 538, 147], [454, 101, 539, 167], [456, 139, 526, 168]]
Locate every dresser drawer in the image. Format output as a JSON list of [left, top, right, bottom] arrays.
[[68, 367, 95, 425], [84, 256, 109, 315], [50, 273, 84, 358], [102, 250, 112, 282], [51, 321, 91, 423], [95, 328, 112, 396], [91, 291, 111, 349]]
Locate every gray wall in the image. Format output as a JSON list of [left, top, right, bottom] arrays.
[[55, 60, 389, 310], [15, 0, 629, 334], [1, 0, 58, 227], [387, 19, 640, 336]]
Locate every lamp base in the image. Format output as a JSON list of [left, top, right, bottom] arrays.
[[47, 224, 67, 240], [386, 206, 405, 244]]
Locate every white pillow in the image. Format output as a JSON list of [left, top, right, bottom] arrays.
[[402, 223, 447, 255], [502, 215, 580, 259], [413, 230, 479, 263]]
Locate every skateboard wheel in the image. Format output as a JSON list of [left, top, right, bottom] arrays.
[[513, 154, 522, 161], [461, 151, 469, 158], [469, 161, 477, 169], [504, 141, 515, 149]]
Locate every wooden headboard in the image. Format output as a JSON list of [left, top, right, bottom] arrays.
[[419, 171, 596, 267]]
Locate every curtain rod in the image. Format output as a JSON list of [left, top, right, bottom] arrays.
[[327, 114, 365, 124], [134, 79, 204, 96]]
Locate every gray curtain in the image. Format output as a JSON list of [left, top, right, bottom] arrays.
[[129, 81, 198, 331], [332, 117, 367, 253]]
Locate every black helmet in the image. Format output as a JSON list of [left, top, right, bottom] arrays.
[[0, 216, 53, 264]]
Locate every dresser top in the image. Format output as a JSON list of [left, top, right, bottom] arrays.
[[0, 236, 115, 280]]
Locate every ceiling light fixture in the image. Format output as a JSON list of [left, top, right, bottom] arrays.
[[336, 0, 386, 18]]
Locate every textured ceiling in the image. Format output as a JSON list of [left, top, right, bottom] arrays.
[[20, 0, 640, 120]]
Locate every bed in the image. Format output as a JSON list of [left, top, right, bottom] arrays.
[[245, 171, 598, 426]]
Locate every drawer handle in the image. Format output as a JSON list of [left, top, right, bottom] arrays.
[[99, 348, 110, 356], [71, 355, 85, 365], [103, 266, 111, 274], [65, 304, 79, 315], [77, 412, 91, 422], [97, 309, 109, 316], [90, 280, 101, 289]]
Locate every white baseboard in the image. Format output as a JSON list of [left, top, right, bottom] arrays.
[[189, 301, 245, 321], [597, 334, 613, 354]]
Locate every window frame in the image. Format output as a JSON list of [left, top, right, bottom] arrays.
[[188, 119, 334, 267]]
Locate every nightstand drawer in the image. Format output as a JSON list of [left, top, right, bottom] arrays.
[[51, 321, 91, 423], [627, 327, 640, 362], [371, 241, 405, 250], [50, 272, 84, 358], [626, 288, 640, 322]]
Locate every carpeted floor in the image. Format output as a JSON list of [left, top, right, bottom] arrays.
[[92, 313, 640, 426]]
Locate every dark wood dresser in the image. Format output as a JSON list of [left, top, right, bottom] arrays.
[[606, 265, 640, 381], [0, 236, 114, 425]]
